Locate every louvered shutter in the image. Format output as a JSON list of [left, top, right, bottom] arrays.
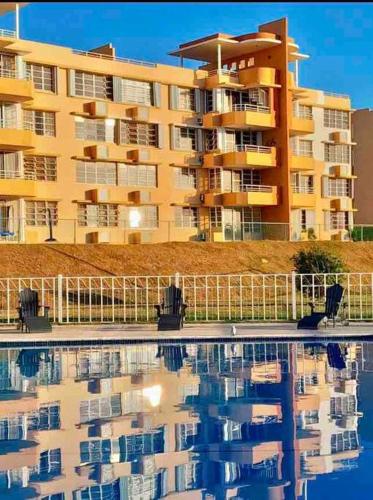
[[157, 124, 164, 149], [112, 76, 122, 103], [153, 82, 161, 107], [170, 85, 178, 110], [170, 125, 177, 150], [195, 89, 202, 113], [68, 69, 76, 97], [321, 176, 329, 197], [196, 128, 204, 152]]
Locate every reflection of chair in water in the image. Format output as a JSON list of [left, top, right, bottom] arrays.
[[16, 349, 50, 378], [156, 345, 188, 372], [327, 343, 346, 370]]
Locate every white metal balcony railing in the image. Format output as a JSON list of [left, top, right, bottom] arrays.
[[207, 69, 239, 77], [231, 103, 270, 114], [71, 49, 157, 68], [231, 183, 274, 193], [224, 144, 273, 154], [292, 185, 314, 194], [324, 91, 349, 99], [291, 148, 313, 158], [0, 29, 16, 39], [293, 110, 313, 120], [0, 170, 36, 180], [0, 118, 22, 130], [0, 68, 31, 80]]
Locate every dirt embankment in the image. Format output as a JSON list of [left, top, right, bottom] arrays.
[[0, 241, 373, 277]]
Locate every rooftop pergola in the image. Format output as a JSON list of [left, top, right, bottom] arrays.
[[0, 3, 28, 38]]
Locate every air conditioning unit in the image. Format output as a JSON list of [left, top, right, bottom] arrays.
[[128, 231, 153, 244], [128, 149, 151, 162], [130, 106, 150, 122], [330, 131, 349, 144], [128, 191, 151, 204], [89, 101, 108, 117], [87, 231, 111, 243], [84, 144, 109, 160], [86, 188, 110, 203], [334, 165, 351, 177]]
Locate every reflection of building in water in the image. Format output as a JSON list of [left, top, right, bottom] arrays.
[[0, 342, 362, 499]]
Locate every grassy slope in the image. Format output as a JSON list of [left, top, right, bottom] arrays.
[[1, 241, 373, 277]]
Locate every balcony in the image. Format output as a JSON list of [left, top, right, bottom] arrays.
[[204, 145, 277, 169], [291, 186, 316, 208], [238, 67, 277, 88], [0, 70, 34, 103], [290, 114, 315, 135], [0, 173, 37, 198], [323, 91, 351, 111], [222, 184, 278, 206], [0, 123, 34, 151], [204, 104, 275, 130], [290, 153, 317, 171], [331, 198, 354, 211], [204, 69, 241, 90]]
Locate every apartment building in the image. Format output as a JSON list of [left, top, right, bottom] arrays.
[[0, 4, 355, 243], [351, 109, 373, 225]]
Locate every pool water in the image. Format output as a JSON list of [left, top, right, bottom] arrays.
[[0, 341, 372, 499]]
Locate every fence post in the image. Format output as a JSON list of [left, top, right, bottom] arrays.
[[291, 271, 297, 320], [175, 272, 180, 288], [57, 274, 63, 323]]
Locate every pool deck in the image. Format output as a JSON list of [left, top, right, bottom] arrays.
[[1, 322, 373, 346]]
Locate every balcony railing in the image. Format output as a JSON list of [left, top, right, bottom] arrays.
[[71, 49, 157, 68], [293, 110, 313, 120], [207, 69, 238, 77], [224, 144, 273, 154], [231, 103, 270, 113], [292, 185, 314, 194], [0, 170, 36, 180], [0, 28, 16, 39], [231, 183, 273, 193], [0, 118, 22, 130], [0, 68, 30, 80], [324, 91, 349, 99], [291, 148, 313, 158]]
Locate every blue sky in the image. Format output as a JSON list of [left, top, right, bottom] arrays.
[[1, 2, 372, 109]]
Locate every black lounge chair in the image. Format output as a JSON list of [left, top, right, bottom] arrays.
[[327, 343, 346, 370], [155, 284, 187, 331], [297, 283, 347, 330], [17, 288, 52, 333]]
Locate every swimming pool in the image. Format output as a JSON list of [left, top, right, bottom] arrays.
[[0, 340, 371, 499]]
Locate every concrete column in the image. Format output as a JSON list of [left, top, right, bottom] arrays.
[[15, 3, 20, 39], [217, 43, 222, 74]]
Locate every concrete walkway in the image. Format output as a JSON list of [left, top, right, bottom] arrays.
[[0, 322, 373, 346]]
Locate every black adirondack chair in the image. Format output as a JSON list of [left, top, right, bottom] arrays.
[[155, 284, 187, 331], [297, 283, 347, 330], [17, 288, 52, 333]]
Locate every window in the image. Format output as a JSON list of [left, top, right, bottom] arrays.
[[330, 396, 356, 416], [24, 110, 55, 136], [176, 462, 203, 492], [30, 449, 61, 481], [75, 117, 114, 142], [120, 121, 158, 146], [79, 394, 121, 423], [324, 108, 349, 129], [28, 403, 61, 431], [174, 167, 197, 189], [293, 103, 312, 119], [205, 129, 218, 152], [208, 169, 222, 190], [0, 52, 15, 78], [26, 63, 56, 92], [329, 211, 349, 230], [298, 140, 313, 157], [78, 204, 119, 227], [75, 71, 113, 99], [331, 431, 358, 454], [118, 163, 157, 187], [210, 207, 222, 227], [328, 178, 351, 197], [121, 78, 152, 105], [174, 126, 197, 150], [178, 87, 195, 111], [324, 144, 350, 163], [175, 207, 198, 228], [291, 173, 314, 193], [126, 206, 158, 229], [0, 102, 17, 128], [175, 423, 201, 451], [26, 201, 58, 226], [205, 90, 214, 113], [24, 156, 57, 181], [76, 161, 116, 185], [0, 151, 20, 178]]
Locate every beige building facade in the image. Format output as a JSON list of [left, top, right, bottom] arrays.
[[0, 4, 355, 244]]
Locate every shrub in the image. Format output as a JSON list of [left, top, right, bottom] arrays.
[[292, 247, 347, 297]]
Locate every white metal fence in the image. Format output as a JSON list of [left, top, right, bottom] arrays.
[[2, 272, 373, 325]]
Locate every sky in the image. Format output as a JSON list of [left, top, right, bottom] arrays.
[[1, 2, 372, 109]]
